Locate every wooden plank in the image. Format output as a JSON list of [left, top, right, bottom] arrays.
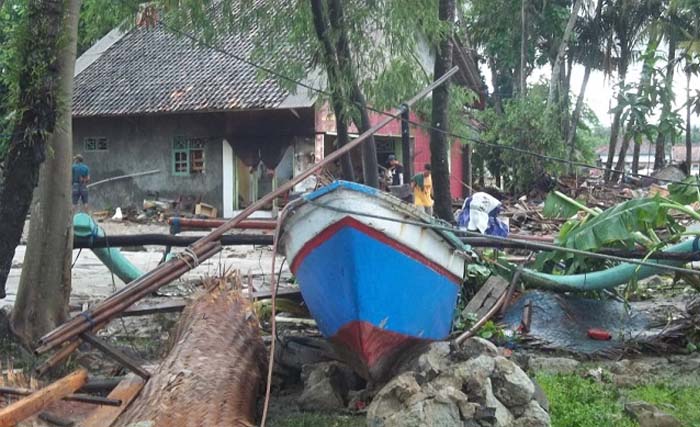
[[118, 299, 187, 317], [0, 369, 87, 427], [463, 276, 509, 317], [80, 375, 145, 427], [0, 387, 121, 406], [80, 333, 151, 380]]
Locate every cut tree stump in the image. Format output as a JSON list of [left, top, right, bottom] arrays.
[[0, 369, 87, 427]]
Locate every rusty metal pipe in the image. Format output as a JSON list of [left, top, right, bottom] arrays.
[[168, 217, 277, 230]]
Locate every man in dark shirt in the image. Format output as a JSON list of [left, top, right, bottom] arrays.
[[386, 154, 404, 186], [72, 154, 90, 212]]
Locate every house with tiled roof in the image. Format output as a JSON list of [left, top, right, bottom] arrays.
[[72, 12, 482, 215]]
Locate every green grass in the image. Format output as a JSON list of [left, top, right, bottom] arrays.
[[537, 373, 700, 427], [628, 383, 700, 426], [267, 413, 365, 427], [536, 374, 636, 427]]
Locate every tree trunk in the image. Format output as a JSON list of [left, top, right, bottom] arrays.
[[308, 0, 354, 181], [464, 143, 472, 197], [632, 138, 641, 174], [613, 33, 660, 181], [328, 0, 378, 188], [488, 57, 504, 114], [430, 0, 455, 221], [559, 57, 571, 137], [604, 108, 623, 181], [613, 127, 633, 181], [654, 33, 677, 170], [11, 0, 82, 347], [547, 0, 584, 106], [686, 68, 692, 172], [0, 0, 66, 298], [566, 65, 591, 173], [567, 0, 603, 174], [519, 0, 527, 97]]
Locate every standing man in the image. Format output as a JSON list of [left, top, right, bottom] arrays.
[[411, 164, 433, 215], [386, 154, 404, 186], [72, 154, 90, 212]]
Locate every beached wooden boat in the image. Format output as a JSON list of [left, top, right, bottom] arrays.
[[279, 181, 469, 380]]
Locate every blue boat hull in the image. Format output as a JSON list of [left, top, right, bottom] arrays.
[[291, 216, 461, 380]]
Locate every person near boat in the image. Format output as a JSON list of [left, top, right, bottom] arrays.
[[411, 164, 433, 215]]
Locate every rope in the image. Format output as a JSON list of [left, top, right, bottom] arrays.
[[176, 247, 201, 269], [260, 202, 296, 427]]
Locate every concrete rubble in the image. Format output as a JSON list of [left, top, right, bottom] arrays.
[[365, 340, 551, 427]]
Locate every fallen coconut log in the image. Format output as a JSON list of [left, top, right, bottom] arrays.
[[111, 275, 266, 427]]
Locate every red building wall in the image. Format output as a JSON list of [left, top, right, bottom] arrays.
[[315, 103, 464, 199]]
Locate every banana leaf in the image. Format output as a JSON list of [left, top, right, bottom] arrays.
[[538, 196, 681, 274], [668, 176, 700, 205], [542, 191, 582, 219], [559, 197, 669, 252]]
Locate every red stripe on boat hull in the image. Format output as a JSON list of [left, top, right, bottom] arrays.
[[330, 320, 430, 381], [290, 216, 461, 284]]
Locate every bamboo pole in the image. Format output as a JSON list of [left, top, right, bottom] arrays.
[[37, 67, 459, 355], [0, 369, 87, 427]]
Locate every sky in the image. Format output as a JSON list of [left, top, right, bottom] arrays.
[[482, 61, 700, 127], [564, 62, 700, 127]]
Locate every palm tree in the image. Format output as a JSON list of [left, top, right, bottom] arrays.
[[653, 2, 684, 170], [602, 0, 662, 181], [673, 0, 700, 169], [567, 0, 606, 172]]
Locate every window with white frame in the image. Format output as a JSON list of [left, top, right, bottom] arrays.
[[84, 137, 108, 152], [172, 136, 207, 176]]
